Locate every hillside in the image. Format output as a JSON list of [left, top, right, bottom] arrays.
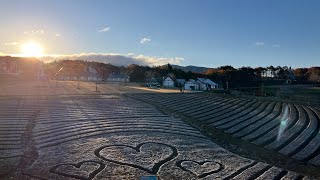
[[171, 65, 209, 73]]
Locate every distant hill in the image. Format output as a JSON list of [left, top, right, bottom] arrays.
[[171, 65, 209, 73]]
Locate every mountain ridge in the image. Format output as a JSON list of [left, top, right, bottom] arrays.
[[171, 65, 210, 73]]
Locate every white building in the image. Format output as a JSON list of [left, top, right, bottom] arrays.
[[36, 61, 49, 80], [204, 79, 218, 89], [163, 76, 175, 88], [184, 79, 200, 90], [57, 65, 102, 81], [185, 78, 218, 91], [196, 78, 207, 90], [107, 73, 130, 82]]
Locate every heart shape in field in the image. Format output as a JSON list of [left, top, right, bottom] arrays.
[[49, 161, 105, 180], [176, 160, 223, 178], [94, 142, 178, 174]]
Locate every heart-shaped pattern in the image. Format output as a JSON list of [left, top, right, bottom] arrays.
[[176, 160, 223, 178], [94, 142, 178, 174], [49, 160, 105, 180]]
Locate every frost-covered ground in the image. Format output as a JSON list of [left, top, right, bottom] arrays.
[[0, 95, 312, 179], [0, 80, 181, 96]]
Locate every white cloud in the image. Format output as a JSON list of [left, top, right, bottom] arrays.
[[55, 33, 61, 37], [255, 42, 265, 47], [4, 42, 19, 46], [98, 26, 110, 32], [24, 29, 45, 35], [272, 44, 280, 48], [140, 37, 151, 44], [38, 52, 184, 66]]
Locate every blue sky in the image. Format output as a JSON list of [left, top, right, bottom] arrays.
[[0, 0, 319, 68]]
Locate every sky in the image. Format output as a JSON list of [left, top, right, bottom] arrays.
[[0, 0, 319, 68]]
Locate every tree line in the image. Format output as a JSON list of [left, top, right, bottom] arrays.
[[45, 60, 320, 88]]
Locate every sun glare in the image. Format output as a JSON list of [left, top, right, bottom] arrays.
[[21, 42, 44, 57]]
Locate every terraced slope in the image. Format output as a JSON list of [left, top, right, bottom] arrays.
[[129, 93, 320, 168], [0, 98, 40, 175], [1, 95, 313, 179]]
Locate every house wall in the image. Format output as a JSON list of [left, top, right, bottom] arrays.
[[58, 76, 101, 81], [204, 79, 218, 89], [184, 82, 199, 90], [198, 82, 206, 90], [107, 77, 129, 82], [163, 77, 175, 87]]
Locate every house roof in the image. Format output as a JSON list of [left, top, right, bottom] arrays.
[[204, 79, 218, 86], [147, 77, 160, 84], [197, 78, 206, 83], [85, 66, 101, 77], [186, 78, 218, 86], [164, 76, 174, 81], [164, 73, 176, 81], [186, 79, 197, 83]]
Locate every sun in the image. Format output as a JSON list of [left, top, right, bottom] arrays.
[[21, 42, 44, 57]]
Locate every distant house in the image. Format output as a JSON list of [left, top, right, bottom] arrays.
[[36, 61, 48, 80], [146, 77, 160, 87], [204, 79, 218, 89], [196, 78, 207, 90], [57, 65, 102, 81], [59, 76, 70, 80], [185, 78, 218, 91], [197, 78, 219, 90], [107, 73, 129, 82], [262, 69, 275, 78], [86, 66, 102, 81], [87, 76, 102, 81], [285, 68, 296, 84], [163, 76, 175, 88], [184, 79, 200, 90]]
